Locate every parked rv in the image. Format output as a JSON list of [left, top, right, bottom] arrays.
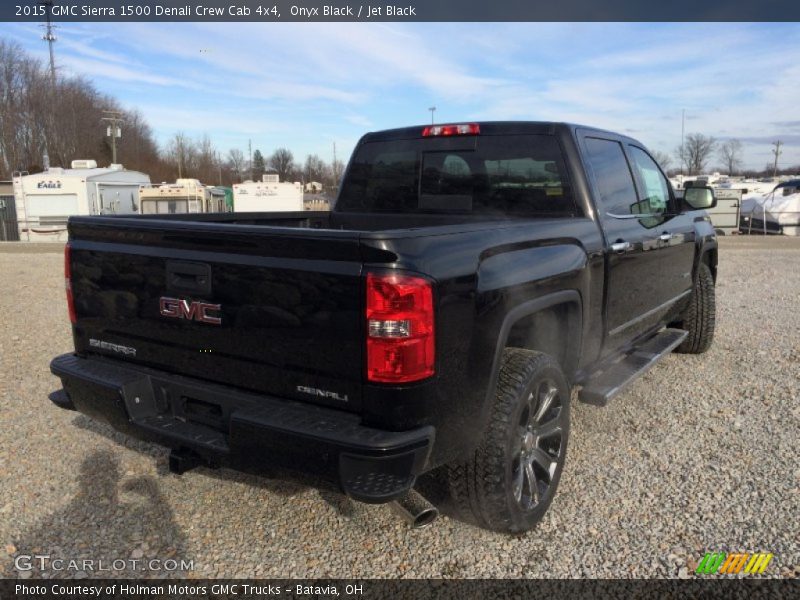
[[13, 161, 150, 242], [139, 179, 226, 215], [233, 170, 303, 212]]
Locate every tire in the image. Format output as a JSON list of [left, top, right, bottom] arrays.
[[446, 349, 570, 533], [674, 262, 716, 354]]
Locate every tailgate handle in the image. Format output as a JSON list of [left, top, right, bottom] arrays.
[[166, 261, 212, 295]]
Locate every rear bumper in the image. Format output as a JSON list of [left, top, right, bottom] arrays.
[[49, 354, 433, 503]]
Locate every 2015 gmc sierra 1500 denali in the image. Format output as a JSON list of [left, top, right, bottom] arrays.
[[50, 122, 718, 533]]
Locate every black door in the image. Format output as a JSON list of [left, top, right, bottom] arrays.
[[581, 135, 672, 353], [625, 144, 695, 308]]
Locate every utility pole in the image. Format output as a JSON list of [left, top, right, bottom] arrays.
[[39, 1, 57, 86], [771, 140, 783, 178], [39, 1, 57, 171], [101, 110, 124, 164], [428, 106, 436, 125]]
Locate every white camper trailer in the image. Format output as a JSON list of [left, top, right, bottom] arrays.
[[138, 179, 225, 215], [14, 161, 150, 242], [233, 170, 303, 212]]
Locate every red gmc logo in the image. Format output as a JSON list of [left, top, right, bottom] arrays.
[[159, 297, 222, 325]]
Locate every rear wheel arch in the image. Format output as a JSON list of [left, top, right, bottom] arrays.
[[486, 291, 582, 400], [505, 304, 580, 377]]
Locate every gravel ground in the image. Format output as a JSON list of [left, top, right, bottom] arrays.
[[0, 236, 798, 579]]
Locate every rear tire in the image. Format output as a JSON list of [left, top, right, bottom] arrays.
[[446, 349, 570, 533], [674, 262, 715, 354]]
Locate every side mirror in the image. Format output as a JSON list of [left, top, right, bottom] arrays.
[[683, 186, 716, 210]]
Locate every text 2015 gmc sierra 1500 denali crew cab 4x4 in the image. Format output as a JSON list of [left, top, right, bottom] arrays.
[[50, 122, 718, 533]]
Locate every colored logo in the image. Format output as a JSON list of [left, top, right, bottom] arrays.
[[696, 552, 773, 575]]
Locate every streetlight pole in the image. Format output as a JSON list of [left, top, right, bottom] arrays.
[[428, 106, 436, 125], [680, 108, 686, 178]]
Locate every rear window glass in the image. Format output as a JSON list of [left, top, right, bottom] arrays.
[[337, 135, 577, 217]]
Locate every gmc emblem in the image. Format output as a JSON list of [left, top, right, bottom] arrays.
[[159, 297, 222, 325]]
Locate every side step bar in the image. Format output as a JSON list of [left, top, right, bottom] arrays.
[[579, 328, 688, 406]]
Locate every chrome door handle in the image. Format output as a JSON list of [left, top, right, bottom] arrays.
[[610, 241, 631, 253], [659, 232, 673, 242]]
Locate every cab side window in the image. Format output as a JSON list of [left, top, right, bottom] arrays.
[[627, 146, 670, 217]]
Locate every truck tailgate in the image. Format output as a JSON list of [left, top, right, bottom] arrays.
[[67, 218, 365, 412]]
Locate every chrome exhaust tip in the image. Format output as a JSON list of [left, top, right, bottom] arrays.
[[389, 489, 439, 529]]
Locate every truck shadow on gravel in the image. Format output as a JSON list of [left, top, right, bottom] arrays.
[[68, 416, 380, 521], [70, 414, 313, 500], [6, 450, 191, 579]]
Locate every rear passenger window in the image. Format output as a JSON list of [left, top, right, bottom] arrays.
[[584, 137, 638, 216]]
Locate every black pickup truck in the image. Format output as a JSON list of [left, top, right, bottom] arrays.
[[50, 122, 718, 533]]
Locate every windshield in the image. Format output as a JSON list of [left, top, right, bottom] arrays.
[[336, 134, 577, 217]]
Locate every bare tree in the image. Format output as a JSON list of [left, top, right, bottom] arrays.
[[194, 134, 218, 184], [227, 148, 245, 182], [331, 157, 345, 187], [0, 39, 165, 179], [717, 139, 743, 175], [269, 147, 295, 182], [676, 133, 716, 175], [303, 154, 326, 184], [165, 132, 194, 179], [651, 150, 673, 172]]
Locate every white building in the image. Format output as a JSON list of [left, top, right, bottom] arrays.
[[233, 171, 303, 212], [14, 160, 150, 242]]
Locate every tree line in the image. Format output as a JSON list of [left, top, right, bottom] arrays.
[[652, 134, 798, 178], [0, 39, 344, 191]]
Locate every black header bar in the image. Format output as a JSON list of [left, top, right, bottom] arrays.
[[1, 579, 798, 600], [4, 0, 800, 22]]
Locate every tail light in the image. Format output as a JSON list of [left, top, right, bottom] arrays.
[[366, 273, 434, 383], [65, 242, 76, 324], [422, 123, 480, 137]]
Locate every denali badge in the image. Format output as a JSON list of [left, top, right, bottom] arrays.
[[159, 297, 221, 325], [296, 386, 349, 403]]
